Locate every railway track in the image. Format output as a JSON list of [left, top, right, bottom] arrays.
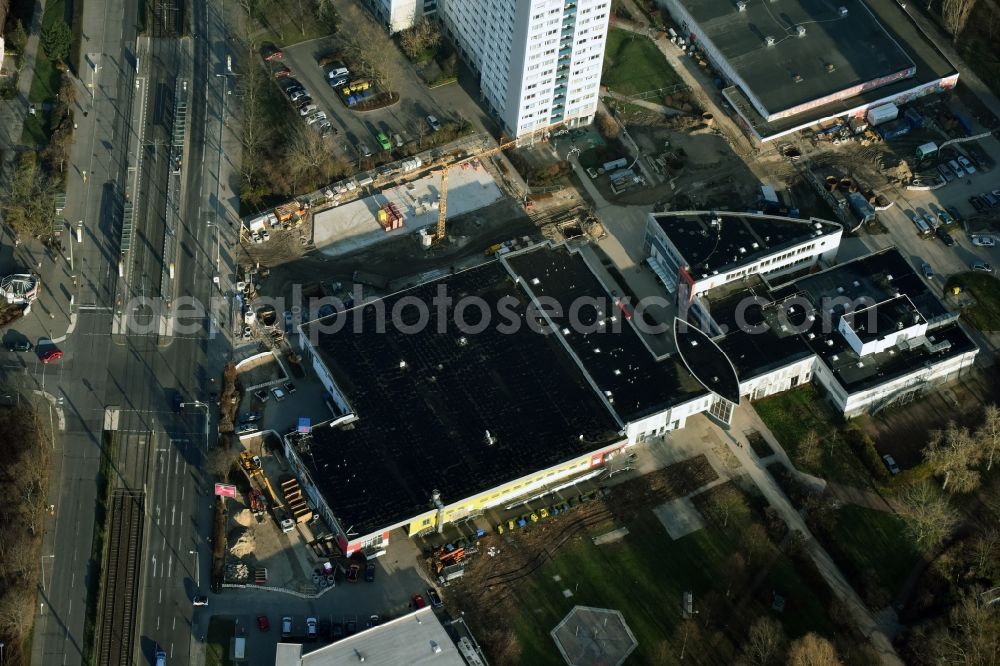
[[95, 489, 145, 666]]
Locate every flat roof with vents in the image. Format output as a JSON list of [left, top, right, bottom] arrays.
[[652, 211, 841, 277], [667, 0, 916, 119]]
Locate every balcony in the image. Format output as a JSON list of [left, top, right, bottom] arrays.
[[559, 46, 572, 57]]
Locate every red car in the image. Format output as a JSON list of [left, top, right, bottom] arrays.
[[257, 615, 270, 632], [411, 593, 427, 609], [273, 65, 292, 78], [40, 349, 63, 364], [346, 563, 361, 583], [262, 46, 284, 61]]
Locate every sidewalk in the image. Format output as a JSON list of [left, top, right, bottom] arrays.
[[723, 408, 905, 665], [0, 0, 46, 176], [0, 228, 77, 344]]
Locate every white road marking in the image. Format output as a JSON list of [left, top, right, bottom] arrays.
[[151, 554, 157, 576]]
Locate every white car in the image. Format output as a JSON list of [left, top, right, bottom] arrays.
[[426, 115, 441, 131], [306, 616, 318, 638], [957, 155, 976, 174], [271, 387, 287, 401], [281, 616, 293, 637], [393, 133, 404, 148], [971, 236, 996, 247], [299, 104, 317, 116]]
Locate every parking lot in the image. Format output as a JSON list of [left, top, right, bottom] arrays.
[[270, 32, 486, 168], [863, 139, 1000, 289]]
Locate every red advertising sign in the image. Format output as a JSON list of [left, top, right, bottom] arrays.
[[214, 483, 237, 498]]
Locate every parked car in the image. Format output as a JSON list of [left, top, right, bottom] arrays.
[[6, 339, 31, 352], [972, 261, 994, 273], [377, 132, 392, 150], [935, 228, 955, 246], [946, 206, 962, 223], [289, 89, 308, 102], [262, 43, 283, 61], [271, 387, 287, 401], [365, 562, 376, 582], [257, 615, 270, 632], [937, 164, 955, 182], [306, 616, 318, 640], [426, 115, 441, 131], [882, 454, 900, 475], [921, 262, 934, 279], [192, 595, 208, 607], [281, 616, 292, 637], [254, 389, 269, 402], [957, 155, 976, 174], [346, 563, 361, 582], [237, 423, 260, 435], [393, 133, 404, 148], [971, 236, 996, 247], [426, 587, 443, 607], [367, 614, 381, 628], [298, 104, 318, 117], [40, 349, 63, 364], [936, 210, 953, 225], [359, 143, 372, 157], [411, 593, 427, 609], [970, 196, 986, 212], [948, 159, 965, 178], [273, 65, 292, 78], [284, 381, 297, 394]]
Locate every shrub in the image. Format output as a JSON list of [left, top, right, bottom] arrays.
[[844, 427, 890, 482]]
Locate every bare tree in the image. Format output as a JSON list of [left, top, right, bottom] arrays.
[[976, 404, 1000, 471], [942, 0, 978, 39], [0, 587, 33, 639], [924, 589, 1000, 666], [786, 633, 843, 666], [900, 481, 958, 550], [340, 6, 396, 93], [744, 617, 785, 666], [205, 447, 234, 481], [924, 422, 982, 493], [234, 55, 270, 189], [705, 485, 750, 529], [795, 429, 821, 470], [970, 528, 999, 578], [740, 523, 771, 566], [399, 18, 442, 61]]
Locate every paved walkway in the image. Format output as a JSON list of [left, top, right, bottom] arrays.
[[0, 0, 45, 174], [723, 407, 905, 665], [604, 90, 686, 117]]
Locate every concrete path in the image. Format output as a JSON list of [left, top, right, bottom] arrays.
[[721, 409, 905, 665], [0, 0, 45, 172], [604, 90, 686, 117]]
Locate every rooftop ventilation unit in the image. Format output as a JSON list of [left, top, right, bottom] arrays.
[[765, 35, 776, 46], [839, 6, 849, 15], [825, 339, 834, 347], [826, 63, 836, 73], [796, 25, 806, 37], [737, 0, 747, 10], [739, 246, 747, 254], [793, 73, 803, 83]]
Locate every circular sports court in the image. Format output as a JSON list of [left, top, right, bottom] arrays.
[[551, 605, 638, 666]]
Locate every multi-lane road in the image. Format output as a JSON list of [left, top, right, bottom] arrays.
[[31, 0, 240, 661]]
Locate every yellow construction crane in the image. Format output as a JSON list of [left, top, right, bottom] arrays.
[[433, 122, 569, 242]]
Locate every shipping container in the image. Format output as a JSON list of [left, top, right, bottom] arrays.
[[903, 108, 924, 129], [847, 192, 875, 224], [866, 103, 899, 126], [915, 142, 938, 160]]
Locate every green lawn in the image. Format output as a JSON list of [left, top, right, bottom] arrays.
[[826, 505, 920, 596], [205, 617, 236, 666], [22, 0, 67, 145], [754, 386, 876, 485], [505, 509, 833, 664], [602, 28, 681, 97], [947, 272, 1000, 332], [21, 108, 53, 146]]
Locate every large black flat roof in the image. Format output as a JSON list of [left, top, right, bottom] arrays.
[[678, 0, 913, 116], [503, 246, 708, 421], [303, 261, 623, 538], [652, 212, 840, 277], [720, 0, 956, 138]]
